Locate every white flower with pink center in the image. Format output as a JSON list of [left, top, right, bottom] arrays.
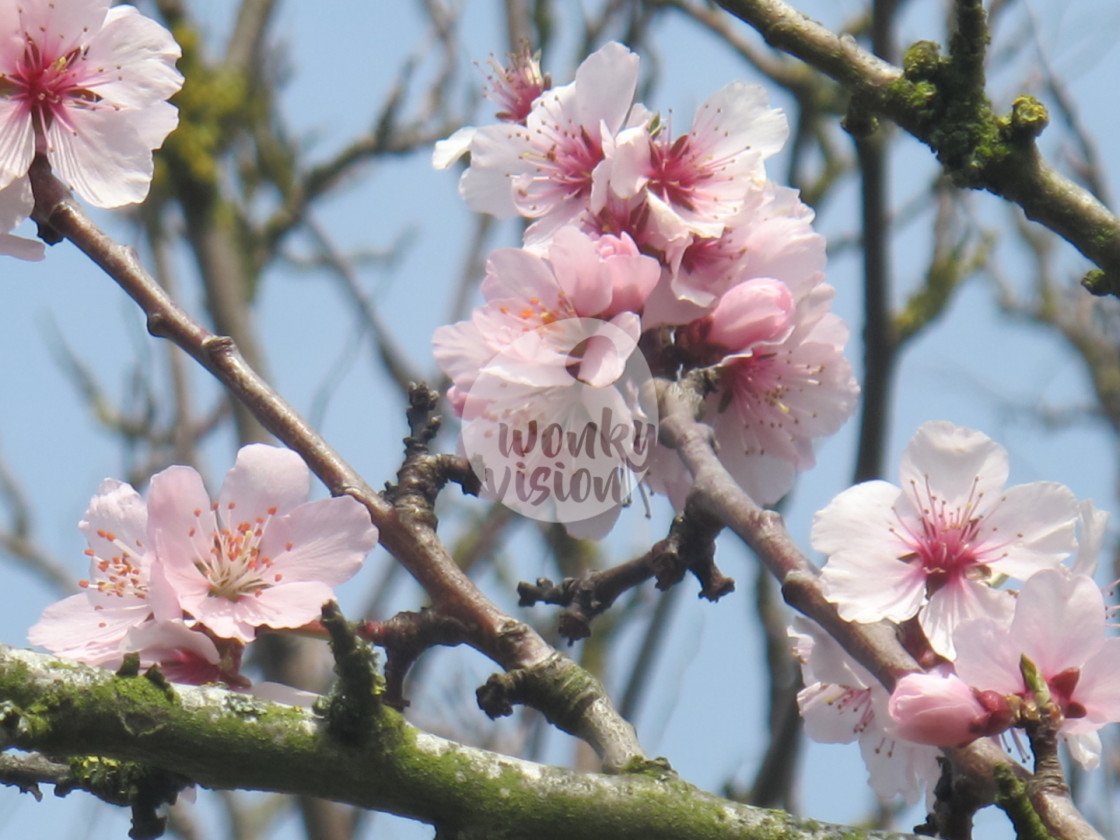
[[610, 80, 788, 245], [651, 282, 858, 507], [815, 421, 1081, 658], [791, 618, 940, 804], [440, 41, 639, 227], [147, 445, 379, 643], [0, 0, 183, 207]]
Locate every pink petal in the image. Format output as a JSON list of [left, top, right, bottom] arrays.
[[920, 577, 1014, 660], [28, 591, 151, 663], [1075, 637, 1120, 725], [570, 41, 638, 136], [980, 482, 1079, 579], [953, 616, 1025, 695], [260, 496, 377, 586], [548, 226, 614, 316], [0, 176, 43, 260], [219, 444, 311, 524], [46, 107, 158, 207], [898, 421, 1008, 509], [83, 6, 183, 108], [0, 100, 33, 188], [1010, 570, 1104, 676], [79, 477, 149, 573]]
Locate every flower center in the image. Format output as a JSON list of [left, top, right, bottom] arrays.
[[193, 503, 286, 602], [2, 38, 99, 134], [79, 529, 146, 598], [895, 475, 991, 595]]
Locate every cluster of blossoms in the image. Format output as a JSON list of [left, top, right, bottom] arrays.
[[432, 43, 858, 530], [795, 420, 1120, 802], [29, 445, 379, 691], [0, 0, 183, 259]]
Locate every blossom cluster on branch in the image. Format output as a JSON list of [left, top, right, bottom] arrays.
[[433, 42, 859, 533], [2, 2, 1118, 836], [798, 421, 1120, 803]]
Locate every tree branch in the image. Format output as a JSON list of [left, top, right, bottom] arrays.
[[28, 158, 643, 773], [654, 379, 1104, 840], [0, 644, 925, 840], [713, 0, 1120, 298]]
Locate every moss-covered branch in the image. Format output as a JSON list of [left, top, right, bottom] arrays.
[[714, 0, 1120, 297], [0, 645, 922, 840]]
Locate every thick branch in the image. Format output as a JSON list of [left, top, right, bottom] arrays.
[[0, 645, 922, 840], [714, 0, 1120, 297]]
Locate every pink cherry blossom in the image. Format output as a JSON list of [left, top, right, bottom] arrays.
[[28, 477, 156, 665], [816, 421, 1080, 657], [438, 41, 639, 226], [433, 225, 659, 404], [0, 0, 183, 207], [651, 282, 858, 507], [609, 81, 787, 245], [791, 618, 940, 804], [147, 444, 379, 643], [481, 46, 549, 124], [953, 569, 1120, 744], [431, 47, 550, 170]]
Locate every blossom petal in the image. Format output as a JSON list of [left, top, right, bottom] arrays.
[[83, 6, 183, 107], [898, 421, 1008, 508], [219, 444, 311, 524], [1010, 569, 1104, 676], [0, 100, 33, 188], [260, 495, 377, 586], [920, 577, 1014, 660], [45, 108, 158, 207], [979, 481, 1079, 579]]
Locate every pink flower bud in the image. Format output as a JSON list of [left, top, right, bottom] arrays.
[[888, 672, 992, 748]]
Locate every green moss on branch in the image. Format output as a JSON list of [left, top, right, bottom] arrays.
[[0, 644, 921, 840]]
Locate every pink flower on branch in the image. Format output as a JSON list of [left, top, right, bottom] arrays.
[[433, 225, 659, 408], [650, 282, 858, 507], [436, 41, 640, 226], [953, 570, 1120, 745], [148, 445, 379, 643], [790, 618, 941, 804], [610, 80, 787, 244], [28, 477, 156, 666], [31, 445, 379, 673], [0, 0, 183, 208], [815, 421, 1080, 658], [887, 670, 1010, 748]]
